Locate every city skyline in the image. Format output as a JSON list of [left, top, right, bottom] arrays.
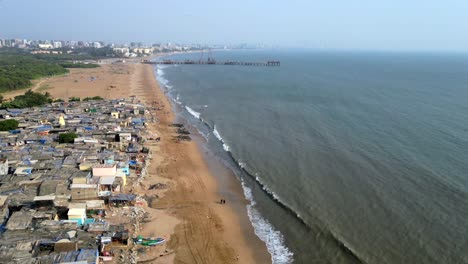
[[1, 0, 468, 52]]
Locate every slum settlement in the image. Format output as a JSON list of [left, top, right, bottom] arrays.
[[0, 98, 160, 263]]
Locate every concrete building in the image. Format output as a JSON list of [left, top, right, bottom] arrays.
[[92, 164, 117, 177], [67, 207, 86, 225], [0, 158, 8, 175], [52, 41, 62, 49], [112, 47, 130, 57], [38, 43, 53, 49], [92, 42, 102, 48]]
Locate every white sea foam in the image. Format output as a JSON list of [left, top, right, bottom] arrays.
[[255, 175, 282, 201], [185, 106, 201, 119], [222, 143, 231, 152], [155, 66, 173, 90], [213, 126, 223, 142], [238, 161, 246, 169], [176, 94, 182, 105], [156, 68, 164, 76], [213, 126, 231, 152], [240, 179, 294, 264]]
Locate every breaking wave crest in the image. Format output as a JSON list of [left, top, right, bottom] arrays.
[[213, 126, 231, 152], [185, 106, 201, 120], [241, 179, 294, 263]]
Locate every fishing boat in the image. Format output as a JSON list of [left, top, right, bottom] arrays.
[[134, 235, 166, 246]]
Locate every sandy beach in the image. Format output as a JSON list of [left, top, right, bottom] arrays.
[[2, 61, 270, 263]]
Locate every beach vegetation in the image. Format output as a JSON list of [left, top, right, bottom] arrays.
[[0, 90, 52, 109], [0, 54, 69, 92], [68, 96, 81, 102], [58, 132, 78, 143], [0, 119, 19, 131], [59, 62, 100, 68], [83, 96, 104, 101]]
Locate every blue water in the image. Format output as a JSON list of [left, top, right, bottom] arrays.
[[155, 50, 468, 264]]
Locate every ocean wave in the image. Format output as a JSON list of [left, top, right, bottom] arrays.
[[241, 179, 294, 264], [239, 163, 364, 263], [185, 106, 201, 119], [155, 66, 173, 90], [157, 64, 169, 69], [213, 126, 231, 152], [156, 68, 165, 76], [151, 62, 359, 263], [173, 112, 296, 263], [213, 126, 223, 142]]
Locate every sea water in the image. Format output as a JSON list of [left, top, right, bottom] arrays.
[[155, 49, 468, 264]]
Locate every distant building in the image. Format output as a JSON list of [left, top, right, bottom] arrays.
[[3, 39, 13, 47], [92, 42, 102, 48], [53, 41, 62, 49], [68, 40, 77, 47], [131, 48, 153, 55], [38, 43, 53, 49], [112, 47, 130, 57]]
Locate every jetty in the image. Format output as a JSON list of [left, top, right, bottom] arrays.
[[142, 59, 280, 67]]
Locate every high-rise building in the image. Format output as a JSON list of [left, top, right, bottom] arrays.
[[4, 39, 12, 47], [53, 41, 62, 49]]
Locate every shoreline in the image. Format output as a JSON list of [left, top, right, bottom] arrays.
[[19, 59, 272, 263], [144, 63, 271, 263]]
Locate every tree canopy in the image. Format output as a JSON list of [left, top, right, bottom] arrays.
[[0, 90, 52, 109], [58, 132, 78, 144], [0, 54, 68, 92], [0, 119, 19, 131]]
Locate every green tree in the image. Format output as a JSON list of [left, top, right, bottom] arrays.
[[0, 119, 19, 131], [58, 132, 78, 143], [0, 90, 52, 109], [83, 96, 104, 101], [0, 53, 69, 92]]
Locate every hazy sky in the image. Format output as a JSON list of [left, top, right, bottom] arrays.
[[1, 0, 468, 51]]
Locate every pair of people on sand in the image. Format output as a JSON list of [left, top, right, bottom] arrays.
[[220, 198, 226, 204]]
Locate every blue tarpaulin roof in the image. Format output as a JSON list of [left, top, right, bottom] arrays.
[[7, 109, 22, 114], [132, 118, 145, 124], [35, 125, 52, 131]]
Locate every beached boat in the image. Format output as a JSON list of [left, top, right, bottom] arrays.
[[135, 235, 166, 246]]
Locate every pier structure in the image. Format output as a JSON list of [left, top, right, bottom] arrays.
[[142, 59, 280, 66]]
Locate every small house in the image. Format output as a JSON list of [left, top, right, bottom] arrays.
[[92, 164, 116, 177], [70, 184, 98, 200], [67, 208, 86, 225], [0, 158, 8, 175]]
